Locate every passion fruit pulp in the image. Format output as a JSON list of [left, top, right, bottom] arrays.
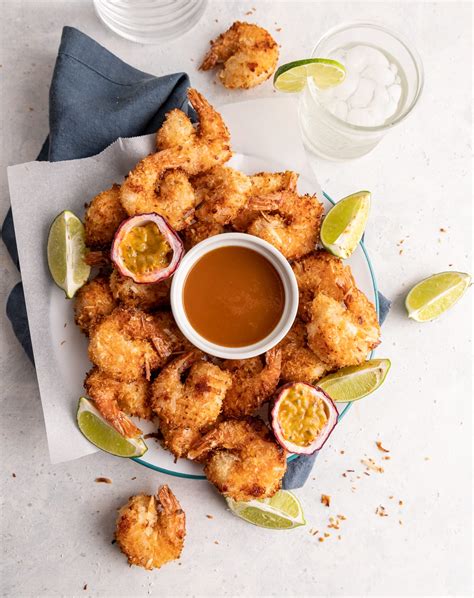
[[111, 213, 184, 284], [270, 382, 338, 455]]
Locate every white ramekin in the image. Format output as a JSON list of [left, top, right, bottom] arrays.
[[170, 233, 299, 359]]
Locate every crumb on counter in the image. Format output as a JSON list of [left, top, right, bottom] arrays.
[[361, 458, 384, 473], [376, 440, 390, 453], [95, 477, 112, 484], [321, 494, 331, 507], [375, 505, 388, 517], [206, 514, 214, 519]]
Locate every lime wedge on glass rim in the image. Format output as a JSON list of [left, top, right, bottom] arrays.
[[274, 58, 346, 93], [77, 397, 147, 458], [320, 191, 371, 259], [47, 210, 90, 298], [318, 359, 391, 403], [405, 272, 471, 322], [226, 490, 305, 529]]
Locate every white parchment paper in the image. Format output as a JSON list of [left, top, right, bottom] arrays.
[[7, 98, 322, 464]]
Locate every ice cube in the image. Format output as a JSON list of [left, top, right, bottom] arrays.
[[370, 85, 390, 112], [332, 69, 359, 101], [362, 46, 390, 68], [362, 64, 395, 87], [388, 83, 402, 105], [344, 45, 370, 72], [349, 78, 376, 108], [329, 49, 347, 65], [330, 100, 349, 121]]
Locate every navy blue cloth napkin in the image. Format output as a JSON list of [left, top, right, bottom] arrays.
[[1, 26, 391, 486]]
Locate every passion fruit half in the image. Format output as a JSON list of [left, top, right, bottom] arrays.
[[111, 213, 184, 284], [270, 382, 338, 455]]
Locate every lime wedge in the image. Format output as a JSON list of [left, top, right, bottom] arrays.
[[318, 359, 391, 403], [226, 490, 305, 529], [274, 58, 346, 93], [47, 210, 90, 299], [77, 397, 147, 458], [320, 191, 371, 259], [405, 272, 471, 322]]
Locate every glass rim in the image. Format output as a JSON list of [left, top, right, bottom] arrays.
[[309, 20, 424, 133]]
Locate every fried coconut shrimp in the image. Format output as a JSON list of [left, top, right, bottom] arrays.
[[151, 352, 232, 458], [222, 348, 281, 418], [277, 318, 328, 384], [183, 219, 224, 250], [85, 367, 151, 438], [116, 485, 185, 570], [188, 418, 287, 501], [292, 250, 355, 321], [193, 166, 252, 225], [88, 307, 180, 382], [110, 269, 170, 310], [84, 184, 127, 248], [307, 288, 381, 369], [74, 275, 116, 335], [200, 21, 279, 89], [232, 170, 299, 231], [247, 192, 324, 260], [120, 89, 231, 225]]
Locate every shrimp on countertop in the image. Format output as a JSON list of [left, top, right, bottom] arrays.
[[88, 307, 186, 382], [247, 192, 324, 260], [292, 250, 356, 321], [74, 275, 116, 335], [120, 89, 231, 224], [84, 184, 127, 248], [307, 288, 381, 369], [109, 269, 171, 311], [221, 348, 281, 418], [115, 485, 185, 570], [200, 21, 279, 89], [84, 367, 152, 438], [277, 318, 328, 384], [187, 418, 287, 501], [151, 352, 232, 458]]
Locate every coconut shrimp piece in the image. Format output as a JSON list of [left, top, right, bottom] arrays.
[[85, 367, 151, 438], [156, 109, 195, 150], [277, 318, 328, 384], [151, 352, 232, 458], [120, 90, 231, 222], [88, 307, 171, 382], [292, 250, 356, 321], [193, 166, 252, 225], [116, 485, 185, 570], [84, 184, 127, 248], [307, 289, 381, 369], [222, 348, 281, 418], [183, 219, 225, 251], [110, 269, 171, 310], [200, 21, 279, 89], [74, 275, 116, 335], [188, 418, 287, 501], [232, 170, 299, 231], [247, 192, 324, 260]]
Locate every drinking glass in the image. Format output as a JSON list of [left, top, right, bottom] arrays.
[[299, 22, 424, 160], [93, 0, 208, 44]]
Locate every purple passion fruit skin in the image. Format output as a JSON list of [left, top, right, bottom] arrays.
[[270, 382, 338, 455], [111, 213, 184, 284]]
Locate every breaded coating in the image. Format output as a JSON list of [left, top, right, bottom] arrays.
[[84, 184, 127, 248], [88, 307, 163, 382], [116, 485, 185, 570], [151, 352, 232, 458], [292, 250, 355, 321], [307, 289, 381, 369], [85, 367, 152, 438], [109, 269, 171, 310], [188, 418, 287, 501], [248, 192, 324, 260], [222, 348, 281, 418], [74, 275, 116, 335], [200, 21, 279, 89], [183, 219, 224, 250]]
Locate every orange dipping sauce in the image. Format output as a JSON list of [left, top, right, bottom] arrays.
[[183, 246, 285, 347]]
